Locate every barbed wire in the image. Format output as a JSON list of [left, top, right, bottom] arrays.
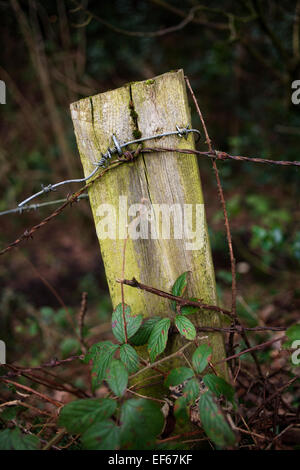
[[17, 126, 201, 208], [0, 194, 89, 217]]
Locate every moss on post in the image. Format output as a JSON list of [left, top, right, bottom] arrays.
[[70, 70, 227, 382]]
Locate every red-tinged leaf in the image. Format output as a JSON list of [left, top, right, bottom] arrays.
[[198, 391, 235, 449], [112, 304, 143, 343], [164, 367, 194, 387], [203, 374, 235, 404], [174, 396, 189, 426], [120, 344, 139, 373], [120, 399, 164, 449], [182, 378, 200, 403], [175, 315, 196, 340], [85, 341, 119, 390], [147, 318, 171, 362], [171, 272, 188, 311], [81, 420, 120, 450], [192, 344, 212, 374], [106, 359, 128, 397]]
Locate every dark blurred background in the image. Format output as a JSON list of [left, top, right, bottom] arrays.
[[0, 0, 299, 367]]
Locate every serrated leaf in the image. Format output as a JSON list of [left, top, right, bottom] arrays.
[[85, 341, 119, 391], [192, 344, 212, 373], [171, 272, 188, 311], [81, 420, 120, 450], [175, 315, 196, 340], [0, 428, 39, 450], [147, 318, 171, 362], [59, 398, 117, 433], [130, 317, 162, 346], [112, 304, 143, 343], [120, 344, 139, 373], [203, 374, 235, 404], [164, 367, 194, 387], [198, 391, 235, 449], [182, 378, 200, 403], [174, 396, 189, 426], [106, 359, 128, 396], [120, 399, 164, 449]]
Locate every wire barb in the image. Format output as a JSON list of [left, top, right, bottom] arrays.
[[15, 125, 200, 209]]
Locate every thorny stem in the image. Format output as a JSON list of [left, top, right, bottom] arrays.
[[185, 75, 264, 378], [116, 277, 234, 319]]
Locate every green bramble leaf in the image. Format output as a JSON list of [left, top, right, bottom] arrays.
[[120, 344, 139, 373], [175, 315, 196, 340], [192, 344, 212, 374], [171, 272, 188, 311], [130, 317, 162, 346], [198, 391, 235, 449], [164, 367, 194, 387], [203, 374, 235, 404], [174, 396, 190, 425], [58, 398, 117, 433], [182, 378, 200, 403], [0, 428, 39, 450], [85, 341, 119, 391], [147, 318, 171, 362], [81, 420, 120, 450], [120, 399, 164, 449], [112, 304, 143, 343], [106, 359, 128, 397]]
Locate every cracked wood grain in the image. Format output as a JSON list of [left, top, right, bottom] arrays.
[[70, 69, 227, 377]]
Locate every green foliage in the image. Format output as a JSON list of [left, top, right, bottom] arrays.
[[198, 392, 236, 449], [182, 378, 200, 403], [120, 343, 139, 373], [59, 398, 117, 433], [171, 272, 188, 311], [203, 374, 235, 404], [106, 359, 128, 397], [0, 428, 39, 450], [147, 318, 171, 362], [284, 324, 300, 348], [174, 396, 189, 425], [164, 367, 194, 387], [120, 399, 164, 449], [112, 303, 143, 343], [130, 316, 162, 346], [180, 302, 200, 315], [192, 344, 212, 373], [81, 420, 120, 450], [175, 315, 196, 340], [85, 341, 119, 391]]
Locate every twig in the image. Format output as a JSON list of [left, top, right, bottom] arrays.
[[78, 291, 88, 354], [130, 341, 195, 380], [215, 335, 286, 366], [116, 277, 234, 318], [0, 378, 63, 407]]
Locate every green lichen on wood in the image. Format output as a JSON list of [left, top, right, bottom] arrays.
[[71, 70, 228, 383]]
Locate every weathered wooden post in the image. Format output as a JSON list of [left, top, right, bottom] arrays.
[[70, 70, 227, 384]]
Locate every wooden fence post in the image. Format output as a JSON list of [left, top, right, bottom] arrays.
[[70, 69, 227, 380]]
